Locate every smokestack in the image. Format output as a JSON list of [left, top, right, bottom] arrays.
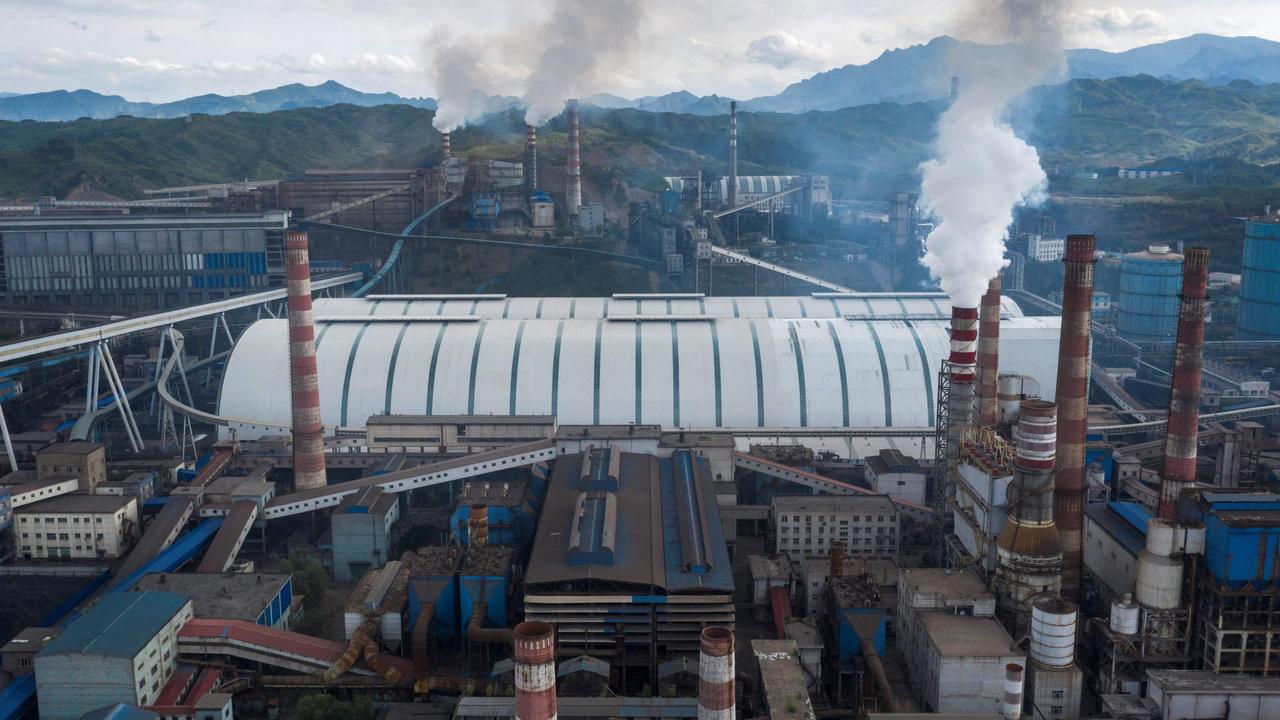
[[728, 101, 738, 209], [441, 131, 451, 160], [468, 504, 489, 546], [996, 400, 1063, 628], [1159, 247, 1210, 519], [1002, 663, 1024, 720], [978, 275, 1002, 428], [1054, 234, 1096, 601], [514, 621, 557, 720], [285, 230, 327, 492], [525, 124, 537, 194], [945, 306, 979, 502], [698, 626, 735, 720], [830, 540, 845, 579], [566, 99, 582, 212]]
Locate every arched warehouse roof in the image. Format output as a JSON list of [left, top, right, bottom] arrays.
[[218, 315, 1060, 439]]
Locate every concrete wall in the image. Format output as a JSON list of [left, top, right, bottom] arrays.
[[16, 498, 139, 559], [1083, 513, 1138, 602], [933, 653, 1024, 715], [330, 504, 398, 582], [1027, 663, 1083, 720]]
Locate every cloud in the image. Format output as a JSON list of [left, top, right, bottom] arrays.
[[144, 29, 162, 43], [1074, 7, 1167, 35], [68, 21, 88, 31], [199, 20, 223, 35], [261, 52, 421, 75], [745, 31, 831, 69]]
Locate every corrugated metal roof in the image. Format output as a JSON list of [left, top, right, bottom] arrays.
[[38, 591, 189, 659], [219, 316, 1059, 438]]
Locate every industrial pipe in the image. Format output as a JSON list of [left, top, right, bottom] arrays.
[[514, 620, 557, 720], [728, 101, 738, 210], [978, 275, 1002, 429], [441, 131, 451, 160], [525, 125, 537, 194], [285, 230, 328, 491], [1159, 247, 1210, 520], [698, 626, 735, 720], [467, 602, 515, 644], [566, 100, 582, 212], [1054, 234, 1096, 601]]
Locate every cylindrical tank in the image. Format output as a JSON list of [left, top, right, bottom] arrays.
[[1145, 518, 1179, 557], [1110, 593, 1140, 635], [1117, 245, 1183, 342], [1002, 663, 1024, 720], [1029, 596, 1077, 668], [1239, 217, 1280, 339], [698, 626, 735, 720], [1135, 551, 1184, 610], [998, 373, 1040, 427]]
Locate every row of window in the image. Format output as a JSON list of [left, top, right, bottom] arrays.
[[19, 516, 105, 524], [21, 532, 104, 540], [781, 525, 895, 535], [782, 537, 896, 547], [781, 514, 897, 523]]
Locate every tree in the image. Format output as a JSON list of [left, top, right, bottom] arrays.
[[295, 694, 373, 720], [283, 556, 329, 609]]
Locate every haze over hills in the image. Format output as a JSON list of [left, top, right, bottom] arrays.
[[6, 34, 1280, 122]]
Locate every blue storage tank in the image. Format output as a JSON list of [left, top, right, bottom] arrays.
[[1201, 492, 1280, 587], [838, 608, 887, 660], [1117, 245, 1183, 342], [1239, 217, 1280, 339]]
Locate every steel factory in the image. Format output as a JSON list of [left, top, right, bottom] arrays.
[[4, 93, 1280, 720]]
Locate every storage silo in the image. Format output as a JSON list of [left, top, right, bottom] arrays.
[[1238, 215, 1280, 339], [1117, 245, 1183, 342]]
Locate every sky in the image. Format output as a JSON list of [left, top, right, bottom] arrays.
[[2, 0, 1278, 103]]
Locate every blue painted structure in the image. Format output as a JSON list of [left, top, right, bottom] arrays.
[[1201, 492, 1280, 587], [1117, 248, 1183, 341], [450, 501, 535, 547], [838, 608, 887, 660], [0, 676, 35, 720], [109, 518, 224, 593], [661, 189, 681, 215], [658, 452, 734, 592], [468, 194, 501, 230], [408, 563, 510, 637], [0, 486, 11, 533], [256, 576, 293, 628], [1111, 501, 1153, 535], [1239, 219, 1280, 339], [40, 591, 189, 658]]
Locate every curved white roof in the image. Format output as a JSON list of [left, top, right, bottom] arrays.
[[312, 294, 1024, 321], [218, 315, 1059, 439]]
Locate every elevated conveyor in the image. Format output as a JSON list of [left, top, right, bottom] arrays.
[[196, 500, 259, 573], [263, 440, 557, 519], [111, 517, 224, 593], [733, 452, 932, 521], [708, 245, 855, 293], [108, 497, 195, 590], [178, 619, 413, 679]]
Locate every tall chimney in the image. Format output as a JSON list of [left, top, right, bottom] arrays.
[[1054, 234, 1096, 601], [945, 306, 979, 503], [514, 621, 557, 720], [830, 540, 845, 579], [525, 124, 538, 194], [996, 400, 1063, 629], [977, 275, 1002, 428], [1159, 247, 1210, 519], [441, 131, 451, 160], [286, 230, 327, 491], [1002, 663, 1024, 720], [698, 626, 735, 720], [728, 101, 738, 210], [566, 100, 582, 212]]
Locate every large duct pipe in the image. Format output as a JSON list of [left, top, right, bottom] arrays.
[[945, 306, 979, 503], [441, 131, 451, 160], [525, 124, 537, 194], [467, 602, 515, 644], [728, 101, 738, 209], [468, 504, 489, 546], [996, 400, 1063, 626], [1159, 247, 1210, 519], [1002, 663, 1024, 720], [1053, 234, 1096, 601], [514, 620, 557, 720], [285, 230, 327, 491], [830, 540, 845, 579], [566, 100, 582, 212], [978, 276, 1002, 429], [698, 626, 735, 720]]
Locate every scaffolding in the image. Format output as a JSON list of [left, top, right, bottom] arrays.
[[1092, 554, 1198, 693], [1195, 561, 1280, 675]]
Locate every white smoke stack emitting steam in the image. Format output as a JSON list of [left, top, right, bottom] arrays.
[[919, 0, 1070, 307]]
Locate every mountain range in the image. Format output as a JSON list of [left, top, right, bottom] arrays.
[[4, 34, 1280, 122]]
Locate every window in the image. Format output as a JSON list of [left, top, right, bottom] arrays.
[[1051, 707, 1062, 717], [1051, 690, 1064, 700]]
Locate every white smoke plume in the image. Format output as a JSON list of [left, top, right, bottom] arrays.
[[522, 0, 644, 126], [919, 0, 1073, 307], [426, 28, 502, 133]]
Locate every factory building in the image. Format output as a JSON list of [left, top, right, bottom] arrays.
[[752, 639, 816, 720], [864, 449, 927, 506], [277, 169, 444, 234], [1117, 245, 1184, 342], [0, 211, 288, 309], [365, 414, 556, 454], [217, 313, 1060, 442], [36, 441, 106, 492], [664, 175, 832, 217], [132, 572, 296, 630], [34, 590, 193, 720], [523, 447, 733, 665], [330, 486, 399, 581], [0, 627, 58, 679], [772, 495, 899, 561], [951, 432, 1014, 577], [15, 493, 139, 559], [1238, 213, 1280, 339]]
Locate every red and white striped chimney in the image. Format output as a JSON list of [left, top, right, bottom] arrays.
[[441, 131, 451, 160], [514, 621, 556, 720], [698, 626, 735, 720], [1054, 234, 1096, 601], [978, 276, 1002, 429], [1002, 663, 1024, 720], [525, 124, 538, 194], [286, 230, 327, 491], [1159, 247, 1210, 519], [944, 306, 979, 506], [566, 100, 582, 211], [728, 101, 738, 210]]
